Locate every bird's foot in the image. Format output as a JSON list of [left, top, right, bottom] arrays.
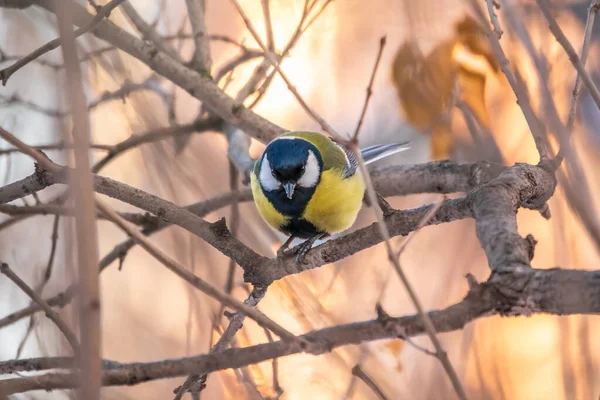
[[288, 233, 327, 265]]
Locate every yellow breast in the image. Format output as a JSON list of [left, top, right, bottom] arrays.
[[303, 169, 365, 234], [251, 171, 289, 232], [251, 168, 365, 235]]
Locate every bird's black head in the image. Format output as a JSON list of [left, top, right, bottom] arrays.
[[257, 137, 323, 215]]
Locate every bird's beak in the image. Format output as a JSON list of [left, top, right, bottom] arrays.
[[284, 182, 296, 199]]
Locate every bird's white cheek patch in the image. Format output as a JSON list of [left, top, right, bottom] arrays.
[[298, 150, 320, 188], [259, 156, 281, 191]]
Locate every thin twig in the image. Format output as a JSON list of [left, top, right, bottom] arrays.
[[120, 1, 182, 62], [185, 0, 212, 73], [173, 285, 268, 399], [228, 0, 343, 140], [39, 214, 61, 294], [0, 263, 80, 354], [353, 149, 468, 400], [566, 0, 599, 133], [0, 0, 126, 85], [352, 36, 387, 141], [243, 0, 332, 110], [261, 0, 275, 51], [486, 0, 503, 39], [263, 328, 283, 398], [347, 36, 467, 399], [536, 0, 600, 112], [474, 0, 549, 161], [351, 364, 388, 400]]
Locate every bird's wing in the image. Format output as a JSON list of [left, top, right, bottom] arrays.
[[335, 144, 358, 178], [360, 142, 410, 165]]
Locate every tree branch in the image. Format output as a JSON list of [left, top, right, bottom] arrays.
[[56, 3, 103, 396], [3, 266, 600, 395]]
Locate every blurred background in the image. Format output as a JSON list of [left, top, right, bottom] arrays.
[[1, 0, 600, 399]]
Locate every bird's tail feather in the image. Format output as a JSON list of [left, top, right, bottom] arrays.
[[360, 142, 410, 165]]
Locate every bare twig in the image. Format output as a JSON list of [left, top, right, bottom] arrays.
[[352, 36, 387, 141], [174, 285, 268, 398], [0, 263, 80, 354], [185, 0, 212, 73], [566, 0, 599, 133], [0, 0, 126, 85], [39, 214, 61, 293], [486, 0, 503, 39], [228, 0, 343, 140], [120, 1, 182, 62], [263, 328, 283, 398], [56, 3, 103, 398], [474, 0, 549, 161], [261, 0, 275, 51], [536, 0, 600, 112], [351, 364, 388, 400]]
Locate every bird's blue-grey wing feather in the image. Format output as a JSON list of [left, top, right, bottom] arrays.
[[360, 142, 410, 165]]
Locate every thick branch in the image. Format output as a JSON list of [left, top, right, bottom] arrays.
[[3, 266, 600, 394]]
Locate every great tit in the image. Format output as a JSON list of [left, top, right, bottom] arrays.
[[251, 131, 409, 263]]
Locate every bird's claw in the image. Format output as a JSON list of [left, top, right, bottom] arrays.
[[278, 233, 326, 265], [294, 243, 312, 265]]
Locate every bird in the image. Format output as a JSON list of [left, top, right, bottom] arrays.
[[250, 131, 410, 263]]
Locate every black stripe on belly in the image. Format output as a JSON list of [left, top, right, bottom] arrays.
[[263, 186, 315, 217], [280, 217, 322, 238], [263, 186, 320, 238]]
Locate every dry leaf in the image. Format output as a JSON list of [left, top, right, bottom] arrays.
[[391, 15, 498, 159]]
